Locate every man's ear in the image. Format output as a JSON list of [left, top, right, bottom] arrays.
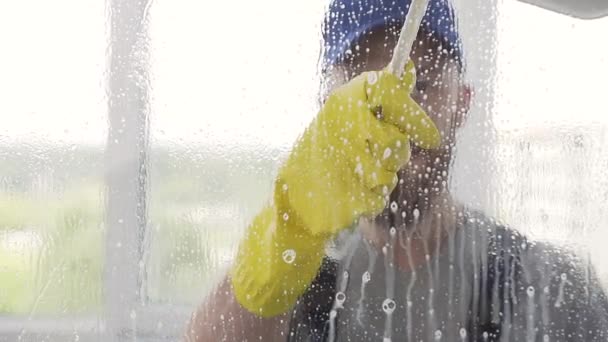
[[455, 84, 472, 128]]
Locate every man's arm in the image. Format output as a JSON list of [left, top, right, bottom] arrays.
[[565, 261, 608, 341], [184, 275, 291, 342], [524, 241, 608, 340]]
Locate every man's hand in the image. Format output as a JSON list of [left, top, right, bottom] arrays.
[[231, 61, 441, 317], [280, 61, 440, 236]]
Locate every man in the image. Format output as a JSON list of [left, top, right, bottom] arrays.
[[186, 0, 608, 341]]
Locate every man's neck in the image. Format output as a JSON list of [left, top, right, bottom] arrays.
[[361, 193, 463, 272]]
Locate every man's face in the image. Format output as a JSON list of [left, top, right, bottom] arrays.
[[325, 30, 469, 225]]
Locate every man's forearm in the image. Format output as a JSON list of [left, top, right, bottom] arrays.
[[185, 275, 290, 342]]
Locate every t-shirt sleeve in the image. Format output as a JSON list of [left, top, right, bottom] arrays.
[[562, 260, 608, 341], [504, 235, 608, 341]]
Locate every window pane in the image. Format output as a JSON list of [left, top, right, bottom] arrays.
[[146, 0, 326, 304], [4, 0, 608, 340], [177, 0, 608, 341], [0, 0, 106, 321], [493, 1, 608, 279]]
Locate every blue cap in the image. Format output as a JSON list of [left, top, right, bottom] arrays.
[[322, 0, 463, 69]]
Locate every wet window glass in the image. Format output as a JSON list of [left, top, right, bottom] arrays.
[[1, 0, 608, 341]]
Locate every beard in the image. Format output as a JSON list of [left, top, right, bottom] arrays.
[[374, 145, 453, 230]]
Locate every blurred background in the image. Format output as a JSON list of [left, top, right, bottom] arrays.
[[0, 0, 607, 340]]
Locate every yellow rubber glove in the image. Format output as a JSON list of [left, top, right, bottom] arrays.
[[231, 61, 441, 317]]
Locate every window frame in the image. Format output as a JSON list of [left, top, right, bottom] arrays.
[[0, 0, 193, 340]]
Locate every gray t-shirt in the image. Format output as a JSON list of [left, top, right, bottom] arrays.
[[288, 211, 608, 341]]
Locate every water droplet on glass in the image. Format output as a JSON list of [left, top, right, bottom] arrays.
[[282, 212, 289, 221], [434, 329, 442, 341], [354, 162, 363, 175], [383, 147, 392, 159], [541, 212, 549, 222], [329, 309, 337, 319], [543, 334, 550, 342], [390, 201, 398, 213], [282, 249, 296, 264], [555, 273, 568, 307], [362, 271, 371, 283], [367, 71, 378, 85], [527, 286, 535, 297], [389, 227, 396, 236], [459, 328, 467, 338], [382, 298, 396, 314], [336, 291, 346, 305]]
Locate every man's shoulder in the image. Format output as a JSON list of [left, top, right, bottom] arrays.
[[463, 209, 608, 340], [462, 209, 584, 272], [463, 209, 606, 309]]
